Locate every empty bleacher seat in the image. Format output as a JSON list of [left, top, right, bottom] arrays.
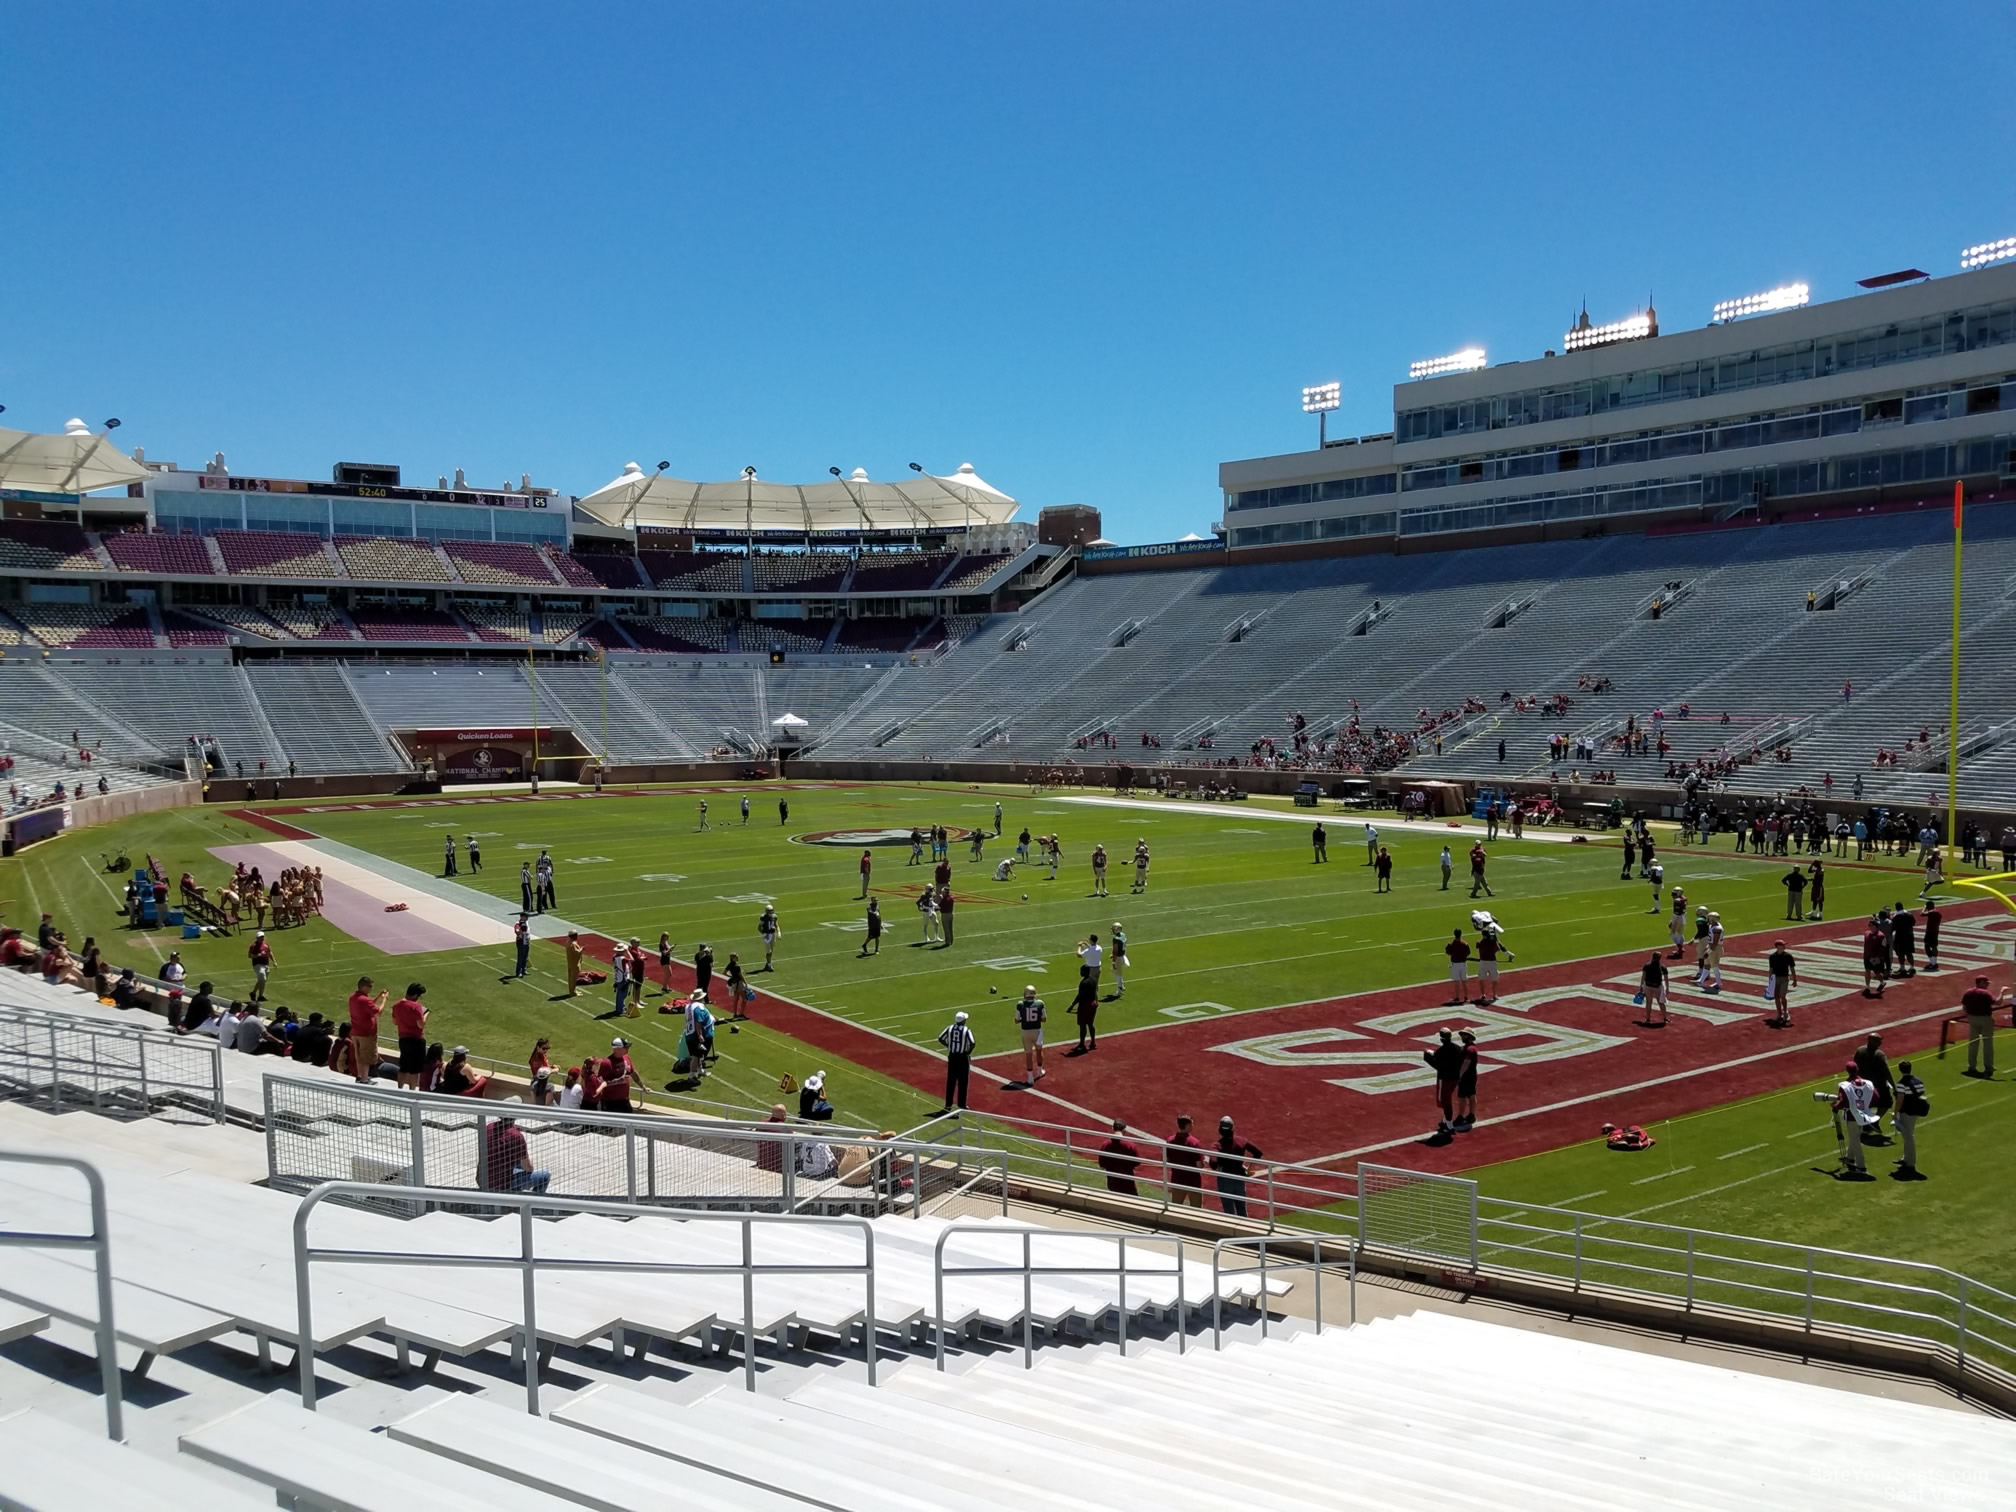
[[0, 519, 99, 572], [213, 530, 338, 578], [617, 616, 735, 653], [750, 549, 851, 592], [939, 552, 1012, 590], [15, 605, 155, 649], [336, 536, 452, 582], [102, 530, 215, 575], [849, 550, 953, 593], [348, 606, 474, 642], [443, 540, 558, 586], [640, 550, 743, 592]]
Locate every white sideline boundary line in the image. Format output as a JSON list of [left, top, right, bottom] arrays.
[[1050, 794, 1589, 845]]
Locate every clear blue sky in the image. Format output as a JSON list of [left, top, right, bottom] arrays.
[[8, 2, 2012, 542]]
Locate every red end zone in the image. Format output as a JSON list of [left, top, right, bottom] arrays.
[[963, 904, 2014, 1173]]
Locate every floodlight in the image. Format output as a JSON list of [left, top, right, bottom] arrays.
[[1301, 382, 1341, 414], [1711, 283, 1809, 322], [1562, 313, 1654, 353], [1962, 237, 2016, 271], [1408, 348, 1488, 380]]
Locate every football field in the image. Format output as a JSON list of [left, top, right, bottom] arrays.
[[12, 780, 2014, 1290]]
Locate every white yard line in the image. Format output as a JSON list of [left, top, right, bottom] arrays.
[[1629, 1164, 1695, 1185], [1716, 1143, 1769, 1161]]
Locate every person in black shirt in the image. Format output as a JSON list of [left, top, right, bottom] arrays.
[[1781, 866, 1807, 921], [1423, 1028, 1464, 1135], [1766, 942, 1797, 1027], [1854, 1032, 1895, 1134], [294, 1012, 333, 1067], [693, 942, 715, 999], [1212, 1117, 1264, 1218], [1889, 904, 1917, 978], [1070, 965, 1099, 1053], [1639, 953, 1669, 1027], [1454, 1030, 1481, 1130], [181, 982, 216, 1035], [1922, 902, 1942, 970]]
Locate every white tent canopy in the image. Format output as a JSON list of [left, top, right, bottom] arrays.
[[770, 712, 809, 728], [578, 462, 1017, 534], [0, 419, 150, 495]]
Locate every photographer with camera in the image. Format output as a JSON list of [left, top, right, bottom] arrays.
[[1893, 1060, 1929, 1179]]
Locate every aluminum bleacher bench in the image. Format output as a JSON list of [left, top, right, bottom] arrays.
[[389, 1391, 807, 1512], [181, 1394, 582, 1512], [0, 1408, 275, 1512]]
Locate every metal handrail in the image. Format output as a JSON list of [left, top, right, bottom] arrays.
[[0, 1150, 121, 1439], [263, 1075, 1007, 1217], [909, 1106, 2016, 1396], [292, 1181, 877, 1412], [1209, 1233, 1357, 1348], [931, 1223, 1186, 1372], [0, 1002, 225, 1124]]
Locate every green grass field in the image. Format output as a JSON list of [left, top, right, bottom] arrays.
[[9, 781, 2012, 1299]]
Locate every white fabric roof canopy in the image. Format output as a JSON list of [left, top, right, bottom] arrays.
[[0, 419, 150, 495], [577, 463, 1017, 533]]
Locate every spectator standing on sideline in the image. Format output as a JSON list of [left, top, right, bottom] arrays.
[[1444, 930, 1472, 1005], [1165, 1116, 1205, 1207], [1014, 984, 1046, 1083], [1311, 823, 1328, 863], [346, 977, 386, 1086], [1425, 1028, 1464, 1136], [1454, 1030, 1481, 1129], [1212, 1117, 1264, 1218], [1098, 1121, 1143, 1197], [1893, 1061, 1928, 1178], [391, 983, 429, 1088], [610, 945, 631, 1018], [1891, 904, 1918, 979], [937, 1010, 975, 1112], [1961, 976, 2000, 1077], [693, 942, 715, 1001]]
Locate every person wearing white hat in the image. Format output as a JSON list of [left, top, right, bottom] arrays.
[[937, 1010, 976, 1113], [247, 928, 273, 1004]]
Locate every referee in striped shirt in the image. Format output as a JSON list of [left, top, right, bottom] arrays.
[[938, 1010, 976, 1113]]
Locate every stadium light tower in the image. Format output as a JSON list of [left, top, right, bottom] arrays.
[[1563, 308, 1656, 353], [1408, 348, 1487, 380], [1962, 237, 2016, 270], [1711, 283, 1809, 323], [1301, 382, 1341, 447]]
